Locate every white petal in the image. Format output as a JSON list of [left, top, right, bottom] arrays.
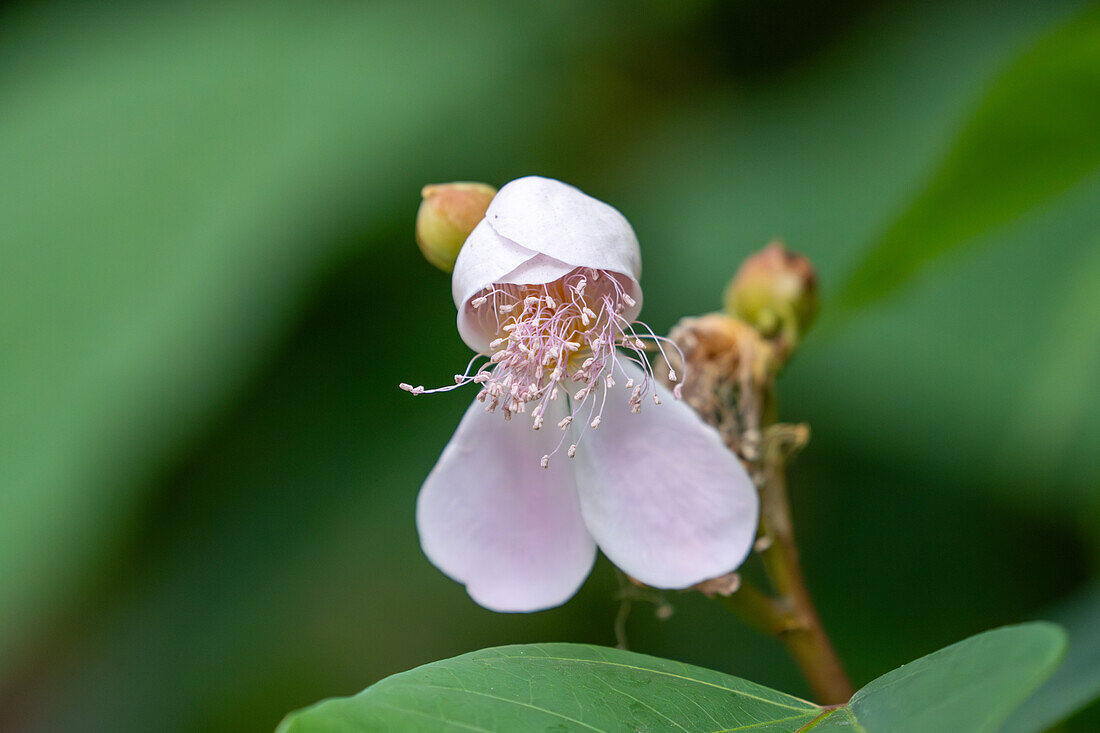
[[571, 361, 759, 589], [453, 219, 575, 352], [451, 177, 644, 352], [451, 218, 534, 314], [416, 398, 596, 612], [486, 176, 641, 281]]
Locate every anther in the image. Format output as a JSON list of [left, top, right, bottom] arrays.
[[590, 416, 601, 429], [540, 455, 550, 469], [567, 444, 577, 458], [558, 416, 573, 430], [471, 296, 488, 308]]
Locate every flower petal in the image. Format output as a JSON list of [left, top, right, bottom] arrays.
[[452, 217, 533, 314], [451, 177, 645, 351], [453, 218, 575, 352], [416, 398, 596, 612], [571, 361, 759, 589], [485, 176, 641, 281]]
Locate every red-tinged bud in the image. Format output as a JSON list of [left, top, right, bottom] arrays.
[[725, 241, 818, 355]]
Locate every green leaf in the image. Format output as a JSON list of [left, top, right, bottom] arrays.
[[277, 644, 822, 732], [1002, 583, 1100, 733], [812, 623, 1067, 732], [836, 3, 1100, 308], [279, 625, 1065, 732], [995, 235, 1100, 487], [786, 179, 1100, 516]]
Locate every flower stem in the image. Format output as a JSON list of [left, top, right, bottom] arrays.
[[723, 424, 853, 705]]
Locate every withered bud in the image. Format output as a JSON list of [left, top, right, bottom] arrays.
[[658, 313, 776, 457], [695, 572, 742, 597], [724, 241, 818, 353], [415, 182, 497, 272]]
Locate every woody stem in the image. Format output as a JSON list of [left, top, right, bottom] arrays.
[[717, 424, 853, 705]]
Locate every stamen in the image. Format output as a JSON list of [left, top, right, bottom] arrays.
[[401, 267, 673, 464]]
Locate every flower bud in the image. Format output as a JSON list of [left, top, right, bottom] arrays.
[[724, 241, 818, 350], [415, 182, 497, 272]]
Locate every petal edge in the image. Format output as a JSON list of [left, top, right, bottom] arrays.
[[417, 398, 596, 612], [571, 361, 759, 589]]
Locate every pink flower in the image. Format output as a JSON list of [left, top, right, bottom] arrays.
[[403, 177, 758, 612]]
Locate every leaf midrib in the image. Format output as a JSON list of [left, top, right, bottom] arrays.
[[475, 652, 817, 712]]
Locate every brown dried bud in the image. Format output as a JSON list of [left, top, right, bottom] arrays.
[[695, 572, 742, 597], [659, 313, 776, 458], [724, 241, 818, 354], [415, 182, 497, 272]]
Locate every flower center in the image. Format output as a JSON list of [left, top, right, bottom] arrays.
[[402, 267, 683, 466]]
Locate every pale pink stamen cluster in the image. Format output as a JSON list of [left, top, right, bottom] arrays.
[[402, 267, 684, 466]]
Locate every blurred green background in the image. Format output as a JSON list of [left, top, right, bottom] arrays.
[[2, 0, 1099, 731]]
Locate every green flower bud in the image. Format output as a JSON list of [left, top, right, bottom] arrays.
[[724, 242, 818, 353], [415, 182, 497, 272]]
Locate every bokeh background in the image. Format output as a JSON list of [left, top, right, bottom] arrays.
[[2, 1, 1099, 731]]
